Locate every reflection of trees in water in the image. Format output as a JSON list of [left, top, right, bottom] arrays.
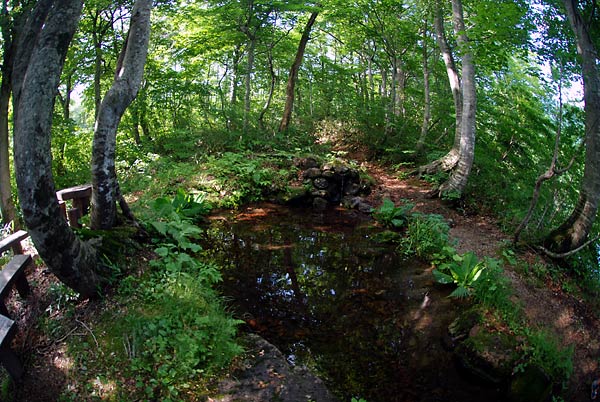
[[207, 208, 500, 402], [207, 210, 413, 400]]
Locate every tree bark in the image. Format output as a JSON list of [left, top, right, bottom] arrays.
[[258, 48, 276, 130], [243, 34, 255, 133], [417, 0, 461, 174], [279, 10, 319, 132], [416, 18, 432, 154], [437, 0, 476, 195], [91, 0, 152, 230], [0, 1, 19, 228], [13, 0, 105, 298], [545, 0, 600, 253]]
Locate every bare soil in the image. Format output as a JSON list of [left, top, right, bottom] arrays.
[[3, 156, 600, 401]]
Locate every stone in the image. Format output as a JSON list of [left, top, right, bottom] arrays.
[[313, 177, 330, 190], [313, 197, 329, 211], [215, 334, 338, 402], [334, 166, 350, 176], [453, 326, 519, 386], [293, 157, 319, 170], [445, 310, 482, 349], [303, 168, 322, 180], [343, 183, 360, 196], [357, 201, 373, 213], [341, 196, 360, 209]]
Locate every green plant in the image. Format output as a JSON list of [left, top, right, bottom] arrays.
[[433, 252, 486, 298], [520, 329, 574, 389], [372, 198, 414, 229], [151, 188, 212, 222], [401, 213, 450, 259]]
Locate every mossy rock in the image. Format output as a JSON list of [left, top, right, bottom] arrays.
[[449, 310, 481, 342], [443, 309, 481, 350], [508, 365, 552, 402], [454, 325, 519, 386]]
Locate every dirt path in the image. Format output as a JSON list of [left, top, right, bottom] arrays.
[[360, 159, 600, 401]]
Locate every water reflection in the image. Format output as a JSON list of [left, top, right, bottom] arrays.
[[205, 204, 501, 402]]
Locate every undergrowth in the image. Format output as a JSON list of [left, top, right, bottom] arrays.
[[57, 191, 242, 401], [372, 198, 574, 391]]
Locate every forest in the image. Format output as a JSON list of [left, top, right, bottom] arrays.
[[0, 0, 599, 401]]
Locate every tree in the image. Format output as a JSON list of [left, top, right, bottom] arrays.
[[436, 0, 476, 196], [279, 8, 319, 132], [545, 0, 600, 253], [12, 0, 104, 297], [0, 0, 23, 229], [417, 0, 462, 172], [91, 0, 152, 229]]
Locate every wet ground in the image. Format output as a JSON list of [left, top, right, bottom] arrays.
[[205, 203, 503, 402]]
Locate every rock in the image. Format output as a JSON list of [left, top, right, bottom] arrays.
[[508, 365, 552, 402], [444, 310, 482, 350], [311, 190, 329, 199], [293, 157, 320, 170], [341, 196, 362, 209], [303, 168, 322, 180], [321, 170, 338, 180], [454, 325, 519, 386], [334, 166, 350, 176], [282, 187, 310, 206], [297, 160, 372, 212], [313, 177, 330, 190], [343, 182, 360, 196], [357, 201, 373, 213], [215, 334, 338, 402], [313, 197, 329, 211]]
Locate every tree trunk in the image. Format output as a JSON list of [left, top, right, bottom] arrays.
[[243, 34, 255, 133], [417, 0, 461, 175], [0, 3, 18, 228], [279, 10, 319, 132], [13, 0, 104, 298], [416, 19, 431, 154], [545, 0, 600, 253], [91, 0, 151, 230], [92, 11, 103, 120], [438, 0, 476, 195], [258, 49, 276, 130]]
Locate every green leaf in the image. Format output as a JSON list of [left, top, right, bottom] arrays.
[[151, 221, 169, 235], [449, 286, 470, 299], [433, 269, 454, 285]]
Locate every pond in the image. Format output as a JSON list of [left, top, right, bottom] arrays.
[[205, 203, 502, 402]]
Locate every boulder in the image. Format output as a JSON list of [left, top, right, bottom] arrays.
[[215, 334, 337, 402]]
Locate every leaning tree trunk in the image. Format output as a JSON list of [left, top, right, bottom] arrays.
[[545, 0, 600, 253], [437, 0, 476, 196], [91, 0, 151, 230], [279, 10, 319, 132], [417, 0, 462, 175], [13, 0, 104, 298]]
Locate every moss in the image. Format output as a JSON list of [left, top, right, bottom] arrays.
[[454, 326, 520, 386]]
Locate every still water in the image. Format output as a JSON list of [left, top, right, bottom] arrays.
[[205, 203, 501, 402]]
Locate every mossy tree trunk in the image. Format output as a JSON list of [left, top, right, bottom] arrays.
[[12, 0, 105, 298]]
